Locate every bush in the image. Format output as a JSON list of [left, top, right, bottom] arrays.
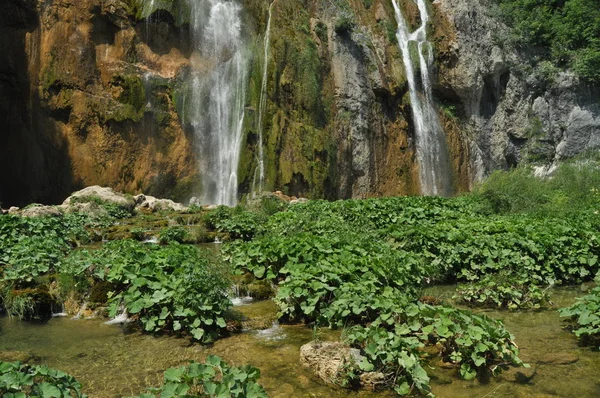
[[455, 274, 552, 310], [65, 240, 233, 343], [559, 286, 600, 349], [342, 304, 525, 394], [204, 206, 264, 241], [0, 361, 87, 397], [132, 356, 267, 398], [498, 0, 600, 83]]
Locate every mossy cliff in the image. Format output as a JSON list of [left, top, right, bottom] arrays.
[[1, 0, 198, 206], [1, 0, 596, 206]]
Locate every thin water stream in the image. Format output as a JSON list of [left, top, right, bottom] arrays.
[[1, 288, 599, 397], [391, 0, 453, 196]]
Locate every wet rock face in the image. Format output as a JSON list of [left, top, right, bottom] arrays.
[[0, 0, 198, 207], [434, 0, 600, 179]]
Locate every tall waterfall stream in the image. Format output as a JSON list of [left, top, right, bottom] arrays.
[[392, 0, 453, 196], [187, 0, 249, 206]]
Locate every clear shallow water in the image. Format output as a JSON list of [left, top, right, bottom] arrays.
[[1, 288, 599, 397]]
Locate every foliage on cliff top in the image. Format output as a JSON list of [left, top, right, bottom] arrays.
[[498, 0, 600, 83]]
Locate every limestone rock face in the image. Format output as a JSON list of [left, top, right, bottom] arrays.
[[434, 0, 600, 180], [1, 0, 597, 206]]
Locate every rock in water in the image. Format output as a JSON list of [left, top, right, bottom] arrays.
[[299, 341, 386, 390]]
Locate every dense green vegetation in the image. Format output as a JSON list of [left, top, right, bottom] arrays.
[[497, 0, 600, 83], [65, 241, 233, 343], [0, 361, 86, 397], [223, 160, 599, 394], [1, 158, 598, 396], [133, 356, 267, 398]]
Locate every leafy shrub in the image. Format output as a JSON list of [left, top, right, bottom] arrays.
[[455, 274, 552, 310], [0, 361, 87, 397], [225, 226, 425, 327], [390, 215, 599, 286], [474, 160, 600, 215], [159, 226, 187, 244], [132, 356, 267, 398], [66, 240, 233, 343], [559, 286, 600, 348], [343, 304, 525, 394], [204, 206, 264, 241], [0, 216, 79, 282], [498, 0, 600, 83]]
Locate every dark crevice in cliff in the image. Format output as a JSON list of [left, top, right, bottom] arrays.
[[91, 13, 120, 46], [136, 12, 192, 57], [480, 71, 510, 119], [0, 0, 77, 207]]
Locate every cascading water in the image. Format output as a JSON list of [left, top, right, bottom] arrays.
[[186, 0, 250, 206], [392, 0, 453, 196], [252, 1, 275, 196]]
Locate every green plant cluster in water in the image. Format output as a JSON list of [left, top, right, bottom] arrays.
[[224, 161, 600, 394], [559, 286, 600, 349], [0, 361, 87, 398], [204, 205, 267, 241], [455, 273, 552, 310], [0, 212, 123, 320], [343, 303, 525, 395], [64, 240, 233, 343], [132, 355, 267, 398]]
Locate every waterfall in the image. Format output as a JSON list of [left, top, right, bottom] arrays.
[[252, 1, 275, 196], [392, 0, 453, 196], [187, 0, 250, 206]]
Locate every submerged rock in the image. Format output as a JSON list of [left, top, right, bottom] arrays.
[[537, 353, 579, 365], [0, 350, 38, 364]]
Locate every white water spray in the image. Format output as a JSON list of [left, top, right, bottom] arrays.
[[187, 0, 250, 206], [253, 1, 275, 196], [392, 0, 452, 196]]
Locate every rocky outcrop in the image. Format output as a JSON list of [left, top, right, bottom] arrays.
[[134, 194, 186, 212], [62, 186, 135, 211], [0, 0, 198, 207], [434, 0, 600, 180], [300, 341, 387, 391]]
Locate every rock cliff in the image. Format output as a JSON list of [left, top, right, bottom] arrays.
[[1, 0, 597, 206]]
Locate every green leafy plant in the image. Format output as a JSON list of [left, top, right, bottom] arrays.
[[132, 356, 267, 398], [455, 274, 552, 310], [204, 206, 264, 241], [159, 226, 187, 244], [0, 361, 87, 397], [66, 240, 233, 343], [342, 304, 525, 395], [559, 286, 600, 349]]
